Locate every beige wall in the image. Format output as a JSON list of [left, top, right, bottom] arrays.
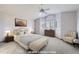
[[56, 11, 77, 39], [61, 11, 77, 38]]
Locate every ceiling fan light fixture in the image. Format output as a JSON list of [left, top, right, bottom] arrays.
[[40, 8, 45, 12], [38, 4, 49, 17], [39, 11, 47, 17]]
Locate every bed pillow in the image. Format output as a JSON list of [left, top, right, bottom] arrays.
[[14, 36, 29, 50], [13, 28, 29, 35], [29, 37, 48, 51]]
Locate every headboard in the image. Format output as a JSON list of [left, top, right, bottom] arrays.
[[13, 27, 29, 35]]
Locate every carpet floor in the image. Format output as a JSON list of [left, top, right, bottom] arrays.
[[0, 37, 79, 54], [41, 37, 79, 54]]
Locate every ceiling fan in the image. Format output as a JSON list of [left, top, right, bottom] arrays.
[[39, 4, 50, 14]]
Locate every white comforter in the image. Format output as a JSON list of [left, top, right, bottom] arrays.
[[0, 42, 26, 54], [16, 34, 43, 45]]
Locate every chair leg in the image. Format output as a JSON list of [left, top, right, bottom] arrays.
[[73, 43, 75, 48]]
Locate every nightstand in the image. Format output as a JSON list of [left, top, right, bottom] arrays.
[[4, 35, 14, 42]]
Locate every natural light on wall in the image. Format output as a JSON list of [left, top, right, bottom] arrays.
[[5, 30, 11, 36], [29, 28, 33, 33]]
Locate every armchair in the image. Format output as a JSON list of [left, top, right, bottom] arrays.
[[63, 32, 76, 44]]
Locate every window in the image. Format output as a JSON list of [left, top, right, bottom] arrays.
[[43, 14, 57, 30]]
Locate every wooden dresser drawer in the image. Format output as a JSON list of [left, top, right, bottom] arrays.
[[44, 29, 55, 37]]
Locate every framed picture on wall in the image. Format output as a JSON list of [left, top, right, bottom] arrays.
[[15, 18, 27, 27]]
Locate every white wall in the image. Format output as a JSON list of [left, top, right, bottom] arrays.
[[77, 10, 79, 37], [0, 12, 34, 42], [61, 11, 77, 38], [34, 19, 40, 34], [56, 11, 77, 39], [0, 13, 5, 41], [56, 13, 62, 38]]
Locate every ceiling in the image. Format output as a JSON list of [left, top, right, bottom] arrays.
[[0, 4, 79, 20]]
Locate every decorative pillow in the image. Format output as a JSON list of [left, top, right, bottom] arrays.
[[13, 28, 29, 35]]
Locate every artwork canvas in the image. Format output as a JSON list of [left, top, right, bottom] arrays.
[[15, 18, 27, 27]]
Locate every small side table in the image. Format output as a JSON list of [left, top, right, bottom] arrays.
[[4, 35, 14, 42], [73, 39, 79, 47]]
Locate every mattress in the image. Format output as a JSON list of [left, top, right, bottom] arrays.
[[14, 34, 43, 45]]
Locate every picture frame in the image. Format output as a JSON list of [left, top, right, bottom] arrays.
[[15, 18, 27, 27]]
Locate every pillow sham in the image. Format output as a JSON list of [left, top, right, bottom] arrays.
[[13, 28, 29, 35]]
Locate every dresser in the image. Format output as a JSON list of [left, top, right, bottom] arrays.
[[44, 29, 55, 37]]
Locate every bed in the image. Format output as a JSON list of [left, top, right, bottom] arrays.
[[14, 34, 48, 52], [0, 28, 49, 54], [0, 28, 48, 54]]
